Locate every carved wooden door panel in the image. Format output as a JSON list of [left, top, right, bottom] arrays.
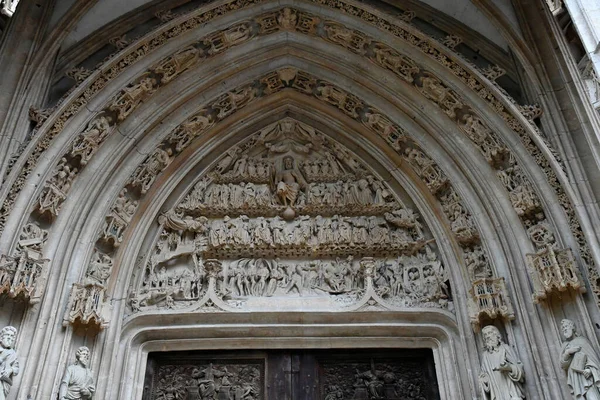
[[142, 349, 440, 400]]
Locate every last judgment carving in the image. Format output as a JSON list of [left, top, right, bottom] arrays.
[[129, 119, 451, 313]]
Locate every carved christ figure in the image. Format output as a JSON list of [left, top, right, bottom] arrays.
[[273, 156, 306, 207], [479, 325, 525, 400], [560, 319, 600, 400]]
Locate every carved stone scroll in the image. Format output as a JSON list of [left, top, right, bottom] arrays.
[[526, 247, 585, 303]]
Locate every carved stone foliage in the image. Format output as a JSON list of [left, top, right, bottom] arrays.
[[526, 247, 585, 303], [0, 223, 49, 304], [149, 361, 262, 400], [468, 278, 515, 332], [130, 119, 450, 313], [63, 283, 110, 330]]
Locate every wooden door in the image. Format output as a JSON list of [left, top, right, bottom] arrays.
[[142, 349, 440, 400]]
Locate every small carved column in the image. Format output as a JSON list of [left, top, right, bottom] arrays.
[[468, 277, 515, 332], [63, 283, 110, 330], [360, 257, 375, 288], [526, 246, 585, 303]]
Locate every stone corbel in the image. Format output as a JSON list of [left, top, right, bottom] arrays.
[[526, 246, 585, 303], [0, 251, 48, 304], [63, 283, 110, 331], [468, 277, 515, 332]]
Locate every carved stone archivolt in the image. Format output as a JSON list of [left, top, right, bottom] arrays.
[[129, 119, 451, 314], [1, 4, 582, 320], [2, 2, 585, 314]]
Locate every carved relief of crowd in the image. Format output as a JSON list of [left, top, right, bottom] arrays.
[[131, 119, 450, 312]]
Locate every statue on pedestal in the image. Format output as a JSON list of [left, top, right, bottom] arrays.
[[560, 319, 600, 400], [0, 326, 19, 400], [478, 325, 525, 400], [59, 346, 95, 400]]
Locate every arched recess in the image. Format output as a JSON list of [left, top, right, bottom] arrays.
[[1, 1, 597, 399]]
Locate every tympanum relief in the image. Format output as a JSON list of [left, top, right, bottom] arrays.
[[129, 119, 451, 313]]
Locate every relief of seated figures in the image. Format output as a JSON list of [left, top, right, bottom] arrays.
[[129, 118, 448, 313], [175, 118, 398, 218], [156, 211, 430, 259]]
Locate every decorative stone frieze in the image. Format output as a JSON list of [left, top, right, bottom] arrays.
[[108, 34, 129, 50], [481, 65, 506, 82], [63, 283, 110, 330], [526, 247, 585, 303], [28, 106, 52, 129], [518, 104, 543, 121], [155, 9, 176, 22], [468, 277, 515, 331], [128, 118, 451, 314], [4, 5, 573, 302], [441, 34, 462, 49], [65, 67, 92, 84]]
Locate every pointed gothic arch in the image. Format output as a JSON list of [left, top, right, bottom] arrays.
[[0, 1, 598, 399]]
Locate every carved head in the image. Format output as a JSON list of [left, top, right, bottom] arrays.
[[482, 325, 503, 351], [283, 156, 294, 170], [561, 319, 579, 340], [76, 346, 91, 367], [0, 326, 17, 349]]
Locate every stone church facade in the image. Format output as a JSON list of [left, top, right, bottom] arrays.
[[0, 0, 600, 399]]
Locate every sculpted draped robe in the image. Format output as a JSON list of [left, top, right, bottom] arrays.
[[480, 344, 525, 400], [0, 347, 18, 400], [61, 364, 95, 399], [561, 336, 600, 400]]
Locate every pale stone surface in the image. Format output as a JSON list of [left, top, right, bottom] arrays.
[[0, 0, 599, 399]]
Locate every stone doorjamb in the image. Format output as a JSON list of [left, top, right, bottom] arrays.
[[115, 311, 463, 400]]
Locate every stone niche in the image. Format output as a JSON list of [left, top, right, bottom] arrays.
[[129, 119, 452, 314]]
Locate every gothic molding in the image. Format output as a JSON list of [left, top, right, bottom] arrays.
[[1, 3, 594, 398]]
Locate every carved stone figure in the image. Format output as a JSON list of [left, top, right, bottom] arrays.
[[274, 156, 306, 215], [478, 325, 525, 400], [560, 319, 600, 400], [59, 346, 95, 400], [38, 158, 78, 216], [70, 116, 113, 166], [0, 326, 18, 400]]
